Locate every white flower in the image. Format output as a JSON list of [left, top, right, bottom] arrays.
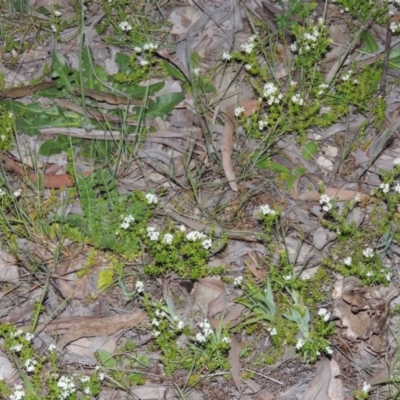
[[140, 60, 149, 66], [301, 274, 310, 281], [318, 17, 324, 24], [241, 41, 255, 54], [177, 320, 184, 330], [222, 336, 231, 343], [119, 21, 132, 32], [54, 10, 61, 16], [120, 214, 134, 229], [162, 233, 174, 245], [222, 51, 231, 61], [245, 64, 252, 70], [13, 189, 21, 197], [386, 273, 392, 282], [0, 135, 5, 141], [84, 387, 92, 395], [260, 204, 276, 215], [233, 276, 243, 286], [295, 338, 304, 350], [11, 343, 23, 352], [362, 382, 371, 393], [98, 372, 105, 381], [152, 318, 160, 327], [178, 225, 186, 232], [134, 46, 142, 53], [366, 271, 373, 277], [258, 118, 269, 130], [51, 24, 57, 32], [263, 82, 278, 98], [135, 280, 144, 293], [290, 42, 297, 52], [290, 81, 297, 86], [24, 358, 37, 372], [201, 239, 212, 250], [0, 188, 5, 196], [343, 257, 352, 266], [48, 344, 57, 352], [234, 106, 245, 117], [9, 385, 25, 400], [80, 375, 90, 383], [196, 332, 206, 342], [291, 93, 304, 105], [186, 231, 206, 241], [152, 330, 161, 337], [143, 42, 158, 51], [25, 332, 35, 341], [319, 194, 331, 204], [283, 275, 291, 281], [145, 193, 158, 204], [318, 308, 331, 321], [57, 376, 76, 397], [8, 112, 13, 118], [363, 247, 374, 258], [353, 194, 361, 202], [380, 183, 390, 193], [394, 183, 400, 194], [394, 158, 400, 166], [325, 346, 333, 355], [147, 227, 160, 241], [267, 327, 277, 336]]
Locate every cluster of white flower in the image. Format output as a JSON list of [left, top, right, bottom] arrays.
[[390, 21, 400, 34], [380, 183, 390, 193], [362, 382, 371, 393], [134, 46, 142, 53], [319, 194, 332, 212], [222, 336, 231, 343], [290, 23, 323, 54], [245, 64, 252, 71], [179, 224, 186, 232], [196, 319, 214, 343], [325, 346, 333, 355], [147, 227, 160, 241], [233, 276, 243, 286], [57, 376, 76, 399], [341, 69, 353, 81], [240, 35, 256, 54], [162, 233, 174, 245], [143, 43, 158, 51], [186, 231, 212, 250], [295, 338, 305, 350], [51, 24, 57, 32], [394, 158, 400, 166], [54, 10, 61, 16], [135, 280, 144, 293], [291, 93, 304, 105], [258, 117, 269, 130], [222, 51, 231, 61], [362, 247, 374, 258], [120, 214, 134, 229], [145, 193, 158, 204], [14, 189, 21, 198], [381, 269, 392, 282], [10, 343, 23, 352], [260, 204, 276, 216], [267, 327, 277, 336], [318, 307, 331, 322], [119, 21, 132, 32], [9, 385, 25, 400], [366, 271, 373, 277], [234, 106, 245, 117], [343, 256, 352, 266], [48, 343, 57, 352], [140, 60, 149, 66], [283, 274, 291, 281], [263, 82, 282, 105], [317, 83, 329, 95], [24, 358, 37, 372]]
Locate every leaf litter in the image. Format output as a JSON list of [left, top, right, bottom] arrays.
[[2, 0, 400, 399]]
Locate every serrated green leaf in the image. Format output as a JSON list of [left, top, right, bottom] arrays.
[[360, 30, 379, 54], [301, 141, 318, 160], [51, 51, 77, 91], [162, 60, 187, 82], [114, 81, 165, 98], [39, 135, 81, 156], [98, 349, 117, 367], [146, 92, 184, 120], [114, 53, 131, 74]]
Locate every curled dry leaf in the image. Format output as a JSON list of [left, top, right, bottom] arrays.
[[57, 311, 147, 350], [332, 277, 397, 355]]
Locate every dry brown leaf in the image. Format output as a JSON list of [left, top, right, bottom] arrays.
[[244, 259, 266, 280], [222, 100, 259, 191], [57, 311, 146, 350], [296, 188, 368, 202], [228, 335, 242, 395]]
